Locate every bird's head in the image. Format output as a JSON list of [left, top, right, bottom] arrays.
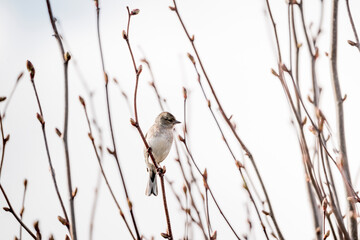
[[156, 112, 181, 128]]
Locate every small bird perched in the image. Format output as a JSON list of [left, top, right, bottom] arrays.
[[144, 112, 180, 196]]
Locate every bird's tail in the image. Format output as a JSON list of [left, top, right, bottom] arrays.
[[145, 168, 158, 196]]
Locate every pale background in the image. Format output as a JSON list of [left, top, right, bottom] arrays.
[[1, 0, 360, 239]]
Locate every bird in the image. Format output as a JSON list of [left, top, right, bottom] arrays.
[[144, 112, 180, 196]]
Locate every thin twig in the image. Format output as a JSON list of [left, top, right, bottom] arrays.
[[26, 60, 71, 234], [94, 2, 141, 239], [44, 1, 77, 239], [123, 6, 173, 239], [179, 137, 241, 240], [79, 96, 136, 240], [0, 184, 37, 239]]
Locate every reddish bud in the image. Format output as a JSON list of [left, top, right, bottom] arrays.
[[342, 94, 347, 102], [161, 232, 170, 239], [182, 87, 187, 99], [169, 6, 176, 11], [119, 209, 124, 217], [36, 113, 45, 125], [58, 216, 69, 226], [130, 118, 136, 126], [72, 187, 78, 198], [104, 72, 108, 84], [127, 198, 133, 210], [26, 60, 35, 79], [308, 125, 317, 135], [187, 53, 195, 65], [262, 210, 270, 216], [55, 128, 62, 137], [64, 52, 71, 62], [131, 9, 140, 15], [88, 132, 94, 141], [210, 231, 217, 240], [20, 207, 25, 217], [137, 65, 143, 75], [235, 160, 243, 169], [33, 220, 40, 231], [323, 230, 330, 239], [301, 116, 307, 126], [203, 168, 208, 180], [79, 96, 85, 107], [322, 198, 328, 211], [281, 64, 289, 72], [3, 207, 11, 212], [348, 40, 357, 47], [182, 184, 187, 194], [122, 30, 127, 40], [271, 68, 278, 77]]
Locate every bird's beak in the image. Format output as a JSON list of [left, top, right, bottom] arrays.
[[174, 120, 181, 124]]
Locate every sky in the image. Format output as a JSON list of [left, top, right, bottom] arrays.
[[1, 0, 360, 239]]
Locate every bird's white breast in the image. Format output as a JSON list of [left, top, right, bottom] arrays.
[[145, 126, 173, 167]]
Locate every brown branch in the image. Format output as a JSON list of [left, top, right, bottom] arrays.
[[79, 96, 136, 240], [292, 3, 337, 239], [330, 0, 357, 239], [171, 1, 282, 238], [276, 65, 350, 239], [94, 2, 141, 239], [0, 184, 37, 239], [26, 60, 71, 235], [179, 136, 241, 240], [289, 4, 322, 238], [179, 88, 241, 239], [187, 54, 270, 239], [54, 25, 106, 238], [174, 142, 208, 239], [44, 1, 77, 239], [123, 6, 173, 239]]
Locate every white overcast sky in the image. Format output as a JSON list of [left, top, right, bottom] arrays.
[[1, 0, 360, 239]]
